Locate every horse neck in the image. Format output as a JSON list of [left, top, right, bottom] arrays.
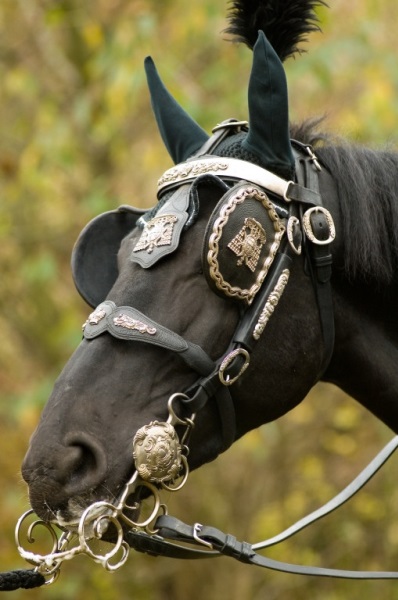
[[315, 154, 398, 431], [324, 277, 398, 431]]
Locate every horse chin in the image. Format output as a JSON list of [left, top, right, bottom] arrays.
[[52, 483, 144, 545], [26, 475, 121, 532], [52, 500, 95, 532]]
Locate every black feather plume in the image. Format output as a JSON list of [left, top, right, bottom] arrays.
[[225, 0, 327, 61]]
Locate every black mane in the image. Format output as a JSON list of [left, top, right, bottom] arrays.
[[291, 121, 398, 285]]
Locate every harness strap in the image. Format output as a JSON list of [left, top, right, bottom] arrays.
[[157, 155, 320, 207], [83, 301, 215, 377], [155, 513, 398, 579], [293, 143, 335, 378]]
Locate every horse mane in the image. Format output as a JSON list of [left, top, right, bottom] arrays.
[[291, 120, 398, 285]]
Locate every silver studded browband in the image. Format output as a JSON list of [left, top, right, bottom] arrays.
[[157, 156, 293, 199]]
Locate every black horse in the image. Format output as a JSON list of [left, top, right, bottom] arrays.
[[21, 0, 398, 538]]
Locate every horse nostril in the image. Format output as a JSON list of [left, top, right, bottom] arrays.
[[61, 433, 108, 494]]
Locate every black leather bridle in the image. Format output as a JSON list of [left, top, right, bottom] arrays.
[[83, 123, 337, 453], [83, 129, 398, 579], [6, 125, 398, 589]]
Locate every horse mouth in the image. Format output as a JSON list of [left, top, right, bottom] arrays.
[[45, 473, 143, 538], [52, 498, 108, 532], [25, 479, 121, 532]]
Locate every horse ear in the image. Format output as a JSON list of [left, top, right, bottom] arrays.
[[144, 57, 209, 164], [243, 32, 295, 179]]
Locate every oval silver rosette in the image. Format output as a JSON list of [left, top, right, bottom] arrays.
[[15, 394, 194, 584]]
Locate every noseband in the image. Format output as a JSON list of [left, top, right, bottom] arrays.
[[13, 122, 398, 586]]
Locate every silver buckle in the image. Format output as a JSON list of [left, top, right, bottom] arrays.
[[193, 523, 213, 549], [211, 120, 248, 133], [286, 216, 302, 255], [219, 348, 250, 386], [305, 145, 322, 171], [302, 207, 336, 245]]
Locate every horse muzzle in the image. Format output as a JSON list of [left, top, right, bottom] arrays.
[[21, 431, 110, 523]]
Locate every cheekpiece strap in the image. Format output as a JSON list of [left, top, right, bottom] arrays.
[[82, 301, 215, 376], [292, 143, 335, 378]]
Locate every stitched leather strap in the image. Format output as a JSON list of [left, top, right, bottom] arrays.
[[293, 144, 335, 378], [83, 301, 215, 376], [122, 436, 398, 579]]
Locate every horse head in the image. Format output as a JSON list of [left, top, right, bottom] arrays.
[[21, 32, 337, 529]]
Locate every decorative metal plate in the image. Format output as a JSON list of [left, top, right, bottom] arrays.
[[204, 184, 285, 304]]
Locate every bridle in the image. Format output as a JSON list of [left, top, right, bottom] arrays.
[[81, 120, 337, 452], [11, 122, 398, 587]]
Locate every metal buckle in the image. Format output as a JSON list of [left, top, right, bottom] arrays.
[[283, 180, 295, 202], [212, 120, 249, 133], [302, 207, 336, 246], [219, 348, 250, 386], [286, 216, 302, 255], [193, 523, 213, 549], [304, 145, 322, 171]]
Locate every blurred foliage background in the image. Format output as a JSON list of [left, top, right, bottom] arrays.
[[1, 0, 398, 598]]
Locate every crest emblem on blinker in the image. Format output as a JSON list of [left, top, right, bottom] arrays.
[[204, 184, 285, 304], [133, 214, 178, 254], [228, 217, 266, 272]]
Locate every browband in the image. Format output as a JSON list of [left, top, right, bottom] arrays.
[[157, 156, 320, 205]]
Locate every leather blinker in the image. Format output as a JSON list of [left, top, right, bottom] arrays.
[[130, 185, 191, 269], [202, 182, 286, 305]]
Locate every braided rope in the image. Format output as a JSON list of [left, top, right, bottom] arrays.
[[0, 569, 45, 591]]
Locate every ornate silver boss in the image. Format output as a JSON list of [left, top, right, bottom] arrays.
[[132, 421, 182, 483]]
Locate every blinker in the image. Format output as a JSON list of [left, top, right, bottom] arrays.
[[203, 182, 285, 304], [130, 184, 191, 268]]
